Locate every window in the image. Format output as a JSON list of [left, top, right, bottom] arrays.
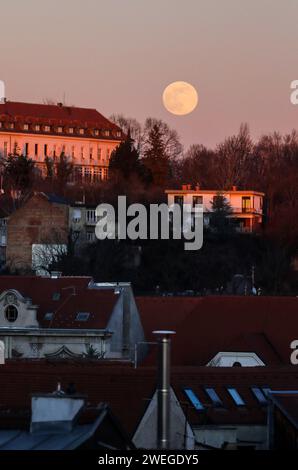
[[80, 146, 84, 159], [76, 312, 90, 321], [3, 142, 8, 157], [52, 292, 60, 301], [84, 167, 92, 182], [35, 125, 40, 131], [53, 145, 56, 158], [44, 312, 54, 321], [116, 131, 121, 137], [205, 388, 223, 406], [97, 147, 101, 159], [71, 145, 75, 159], [57, 126, 63, 133], [89, 147, 93, 160], [184, 388, 204, 411], [79, 128, 84, 135], [69, 127, 74, 134], [24, 124, 29, 131], [44, 144, 48, 157], [9, 123, 14, 129], [93, 168, 102, 182], [34, 143, 38, 156], [94, 129, 99, 136], [251, 387, 267, 405], [193, 195, 203, 207], [103, 130, 110, 137], [25, 143, 29, 156], [86, 231, 95, 242], [242, 196, 251, 212], [227, 388, 245, 406], [44, 125, 51, 132], [174, 195, 184, 207], [86, 209, 97, 223], [5, 305, 18, 322]]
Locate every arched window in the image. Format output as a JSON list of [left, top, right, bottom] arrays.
[[5, 305, 18, 323]]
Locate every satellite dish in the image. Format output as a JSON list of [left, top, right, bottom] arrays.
[[0, 340, 5, 364]]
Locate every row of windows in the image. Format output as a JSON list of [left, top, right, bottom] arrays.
[[2, 142, 111, 160], [174, 195, 262, 210], [184, 386, 270, 410], [44, 311, 90, 322], [0, 121, 121, 138]]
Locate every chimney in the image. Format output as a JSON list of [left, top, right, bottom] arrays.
[[30, 383, 85, 434], [153, 330, 176, 450]]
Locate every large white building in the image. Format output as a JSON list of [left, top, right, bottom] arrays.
[[0, 100, 124, 182]]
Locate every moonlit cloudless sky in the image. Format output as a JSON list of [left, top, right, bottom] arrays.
[[1, 0, 298, 149]]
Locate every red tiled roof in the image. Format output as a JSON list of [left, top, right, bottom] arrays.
[[0, 362, 298, 433], [0, 101, 121, 133], [0, 276, 119, 329], [137, 295, 298, 366]]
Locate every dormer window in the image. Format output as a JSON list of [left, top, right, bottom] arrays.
[[94, 129, 99, 136], [9, 123, 14, 129], [24, 124, 29, 131], [79, 128, 84, 135], [44, 312, 54, 321], [57, 126, 63, 133], [76, 312, 90, 321], [5, 305, 18, 323], [69, 127, 74, 134], [44, 125, 51, 132], [103, 130, 110, 137], [116, 131, 121, 137], [35, 125, 40, 131]]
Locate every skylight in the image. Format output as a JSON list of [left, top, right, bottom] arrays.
[[205, 387, 223, 406], [251, 387, 268, 405], [76, 312, 90, 321], [227, 388, 245, 406], [184, 388, 204, 411], [44, 312, 53, 321]]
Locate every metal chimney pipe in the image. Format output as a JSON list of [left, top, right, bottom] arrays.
[[153, 330, 176, 450]]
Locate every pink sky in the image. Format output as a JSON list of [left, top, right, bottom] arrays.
[[1, 0, 298, 149]]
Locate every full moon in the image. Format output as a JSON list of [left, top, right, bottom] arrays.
[[162, 81, 198, 116]]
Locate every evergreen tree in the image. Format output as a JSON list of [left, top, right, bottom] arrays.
[[209, 192, 234, 234], [142, 124, 171, 187], [4, 153, 35, 193], [109, 132, 141, 179]]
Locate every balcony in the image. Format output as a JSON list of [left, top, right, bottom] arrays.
[[231, 207, 263, 215]]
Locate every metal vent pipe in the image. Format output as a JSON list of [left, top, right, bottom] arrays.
[[153, 330, 176, 450]]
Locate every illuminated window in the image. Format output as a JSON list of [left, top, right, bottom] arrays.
[[205, 388, 222, 406], [251, 387, 267, 405], [5, 305, 18, 322], [227, 388, 245, 406], [184, 388, 204, 411]]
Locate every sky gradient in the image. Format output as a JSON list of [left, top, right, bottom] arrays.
[[1, 0, 298, 150]]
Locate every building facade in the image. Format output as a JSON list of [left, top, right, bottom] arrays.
[[0, 276, 146, 361], [166, 185, 265, 233], [0, 101, 123, 182]]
